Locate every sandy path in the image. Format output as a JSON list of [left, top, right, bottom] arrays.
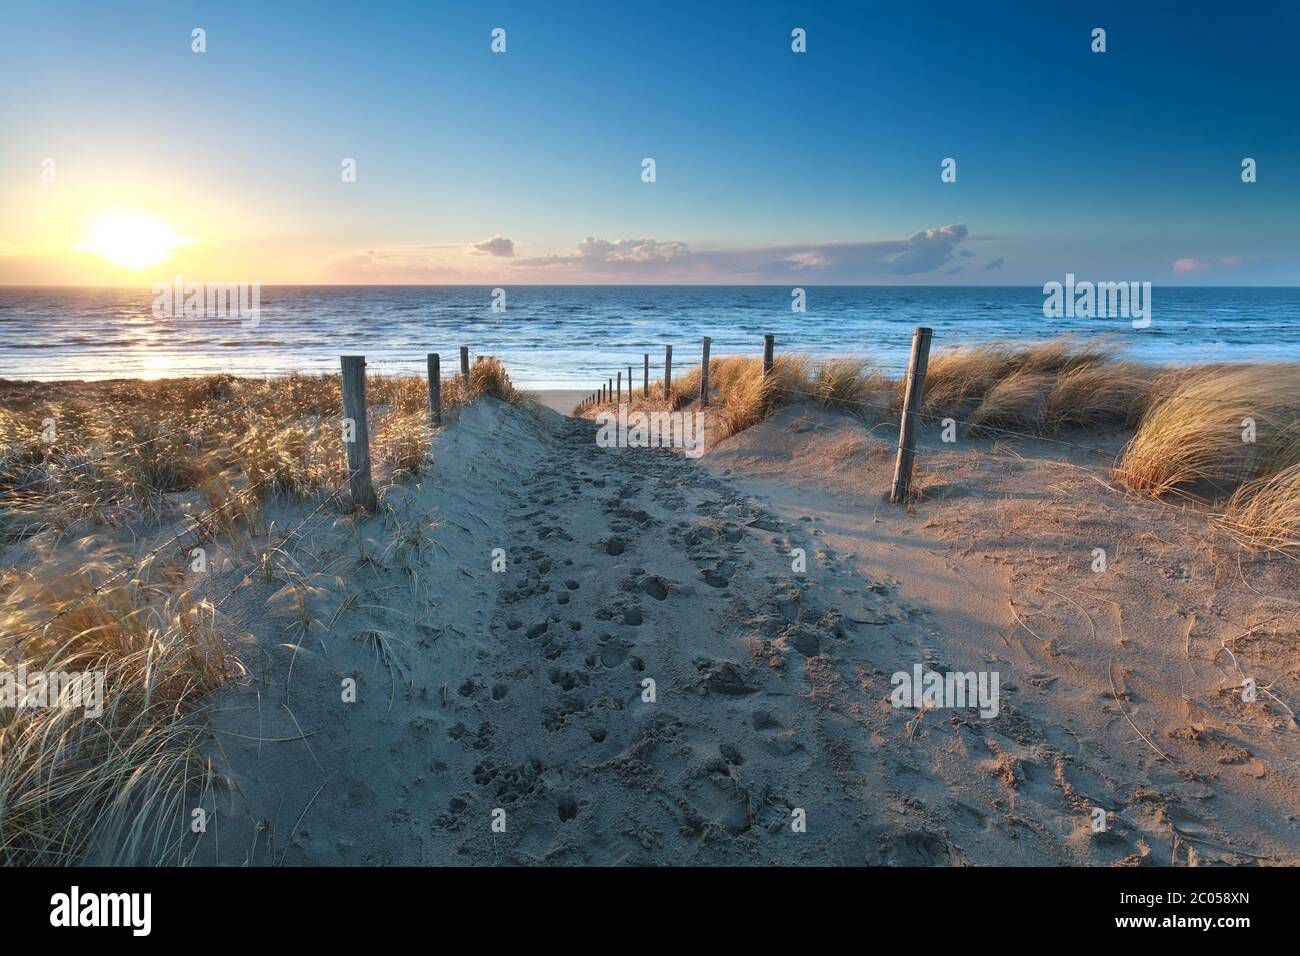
[[194, 398, 1299, 865], [708, 402, 1300, 865], [452, 409, 906, 863], [201, 400, 938, 863]]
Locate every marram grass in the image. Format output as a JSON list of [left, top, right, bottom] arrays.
[[0, 359, 521, 865], [576, 339, 1300, 550]]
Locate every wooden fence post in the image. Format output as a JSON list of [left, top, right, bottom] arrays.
[[427, 353, 442, 426], [460, 346, 470, 381], [617, 371, 622, 403], [763, 334, 774, 378], [643, 353, 649, 397], [890, 327, 934, 504], [700, 336, 711, 406], [340, 355, 378, 513], [664, 345, 673, 400]]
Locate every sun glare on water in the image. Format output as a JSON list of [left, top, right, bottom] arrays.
[[79, 212, 190, 270]]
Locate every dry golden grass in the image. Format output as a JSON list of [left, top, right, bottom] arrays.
[[1040, 362, 1155, 432], [1222, 462, 1300, 551], [575, 339, 1300, 551], [1113, 363, 1300, 497], [966, 371, 1056, 433], [0, 359, 519, 539], [808, 358, 881, 412], [577, 354, 884, 441], [918, 339, 1119, 420], [920, 344, 1019, 418], [0, 548, 232, 865], [0, 359, 519, 865], [582, 339, 1135, 442]]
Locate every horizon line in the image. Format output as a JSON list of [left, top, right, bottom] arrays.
[[4, 283, 1299, 290]]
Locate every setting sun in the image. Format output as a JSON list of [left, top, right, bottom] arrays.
[[77, 212, 190, 270]]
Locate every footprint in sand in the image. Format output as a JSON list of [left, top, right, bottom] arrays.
[[640, 575, 670, 600], [557, 795, 580, 822]]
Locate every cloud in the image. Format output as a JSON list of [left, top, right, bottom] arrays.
[[1172, 255, 1248, 274], [469, 235, 515, 257], [326, 243, 491, 282], [983, 256, 1004, 271], [513, 225, 972, 281], [325, 224, 976, 283], [515, 236, 690, 269]]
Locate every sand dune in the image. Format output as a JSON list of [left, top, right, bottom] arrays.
[[185, 395, 1299, 865]]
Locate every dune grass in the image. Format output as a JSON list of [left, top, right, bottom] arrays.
[[1111, 363, 1300, 547], [578, 339, 1148, 439], [0, 358, 518, 865], [576, 353, 886, 441], [1222, 462, 1300, 552], [1113, 364, 1300, 495], [576, 339, 1300, 550], [0, 357, 518, 540], [0, 549, 231, 865]]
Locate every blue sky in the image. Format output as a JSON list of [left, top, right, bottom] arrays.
[[1, 0, 1296, 284]]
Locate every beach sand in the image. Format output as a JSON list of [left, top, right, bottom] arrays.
[[172, 394, 1299, 865], [529, 389, 587, 416]]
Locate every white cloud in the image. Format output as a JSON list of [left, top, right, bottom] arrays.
[[326, 224, 977, 283], [469, 235, 515, 257], [514, 225, 972, 281]]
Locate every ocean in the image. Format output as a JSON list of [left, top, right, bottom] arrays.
[[2, 285, 1297, 388]]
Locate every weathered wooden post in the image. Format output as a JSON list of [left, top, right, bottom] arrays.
[[890, 327, 934, 504], [427, 353, 442, 426], [617, 371, 622, 403], [608, 377, 613, 402], [340, 355, 378, 513], [643, 353, 649, 397], [699, 336, 711, 406], [763, 334, 774, 378], [664, 345, 673, 400], [460, 346, 470, 381]]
